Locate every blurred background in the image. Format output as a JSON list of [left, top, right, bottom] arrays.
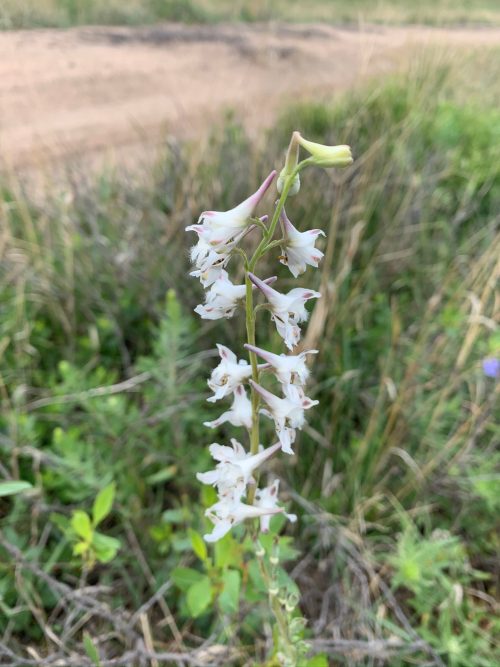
[[0, 2, 499, 666]]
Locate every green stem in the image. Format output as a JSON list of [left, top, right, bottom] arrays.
[[249, 164, 302, 272], [244, 166, 304, 503]]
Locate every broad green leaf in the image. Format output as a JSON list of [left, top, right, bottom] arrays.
[[214, 532, 242, 568], [171, 567, 204, 591], [71, 511, 93, 541], [218, 569, 241, 614], [92, 532, 121, 563], [0, 481, 32, 497], [83, 632, 102, 667], [190, 530, 207, 562], [186, 576, 212, 618], [73, 541, 89, 556], [92, 482, 116, 527]]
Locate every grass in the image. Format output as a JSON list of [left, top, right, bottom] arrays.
[[0, 54, 499, 665], [1, 0, 500, 29]]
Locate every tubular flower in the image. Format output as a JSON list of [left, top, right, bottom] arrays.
[[203, 385, 252, 429], [203, 498, 283, 543], [255, 480, 297, 533], [197, 440, 282, 500], [244, 343, 318, 386], [195, 272, 277, 320], [207, 344, 253, 402], [186, 171, 276, 252], [248, 272, 321, 350], [249, 380, 318, 454], [279, 209, 325, 278]]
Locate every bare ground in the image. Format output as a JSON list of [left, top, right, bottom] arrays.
[[1, 22, 499, 172]]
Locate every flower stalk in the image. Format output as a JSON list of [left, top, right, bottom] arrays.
[[186, 131, 353, 664]]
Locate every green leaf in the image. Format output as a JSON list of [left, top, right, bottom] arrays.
[[190, 530, 207, 562], [186, 576, 212, 618], [0, 481, 33, 497], [83, 632, 102, 667], [92, 532, 121, 563], [73, 541, 89, 556], [92, 482, 116, 527], [171, 567, 204, 591], [218, 569, 241, 614], [71, 510, 93, 541], [146, 465, 177, 485]]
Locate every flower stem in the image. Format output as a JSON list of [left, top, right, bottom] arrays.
[[244, 167, 301, 504]]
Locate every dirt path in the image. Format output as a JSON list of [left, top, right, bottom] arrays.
[[1, 22, 499, 171]]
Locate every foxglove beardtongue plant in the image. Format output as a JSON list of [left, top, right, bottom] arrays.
[[186, 131, 352, 666]]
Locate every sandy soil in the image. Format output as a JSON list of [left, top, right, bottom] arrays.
[[0, 22, 499, 171]]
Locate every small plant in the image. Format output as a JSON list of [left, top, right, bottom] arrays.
[[186, 131, 352, 664], [64, 482, 121, 568]]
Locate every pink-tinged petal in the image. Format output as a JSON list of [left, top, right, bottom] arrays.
[[216, 344, 237, 363], [246, 170, 276, 209], [249, 379, 281, 409], [244, 343, 279, 365], [247, 272, 281, 302]]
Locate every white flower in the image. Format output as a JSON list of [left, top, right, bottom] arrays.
[[189, 253, 230, 288], [203, 385, 252, 429], [194, 271, 246, 320], [207, 344, 253, 402], [249, 380, 318, 454], [244, 343, 318, 386], [197, 440, 281, 500], [279, 209, 325, 278], [255, 480, 297, 533], [195, 272, 277, 321], [248, 272, 321, 350], [186, 171, 275, 255], [203, 497, 283, 543]]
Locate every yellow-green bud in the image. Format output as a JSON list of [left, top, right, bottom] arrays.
[[277, 130, 301, 195], [297, 135, 353, 168]]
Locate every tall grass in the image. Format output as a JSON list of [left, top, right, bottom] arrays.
[[0, 58, 499, 665], [1, 0, 500, 29]]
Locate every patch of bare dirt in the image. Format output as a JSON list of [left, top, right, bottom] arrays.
[[0, 22, 499, 171]]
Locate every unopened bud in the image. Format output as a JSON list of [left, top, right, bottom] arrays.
[[270, 555, 279, 566], [269, 586, 279, 597], [285, 592, 299, 612], [277, 131, 301, 195], [297, 135, 353, 168]]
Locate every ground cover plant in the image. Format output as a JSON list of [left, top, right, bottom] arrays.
[[0, 57, 499, 665], [2, 0, 500, 29]]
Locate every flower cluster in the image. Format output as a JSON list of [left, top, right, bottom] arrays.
[[186, 132, 352, 543]]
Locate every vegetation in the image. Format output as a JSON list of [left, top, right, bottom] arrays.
[[2, 0, 500, 30], [0, 57, 499, 665]]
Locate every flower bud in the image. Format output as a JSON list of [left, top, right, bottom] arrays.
[[277, 131, 301, 195], [269, 585, 279, 597], [297, 135, 353, 168], [285, 592, 300, 612]]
